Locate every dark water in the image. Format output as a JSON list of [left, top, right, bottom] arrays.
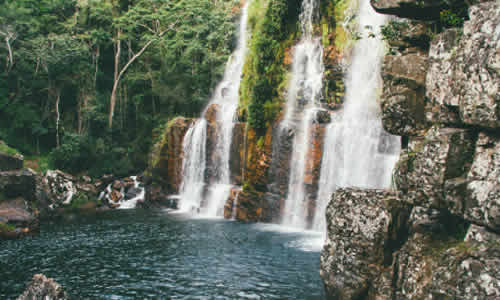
[[0, 210, 326, 299]]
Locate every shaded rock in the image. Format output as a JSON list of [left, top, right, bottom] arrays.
[[313, 110, 331, 124], [320, 188, 396, 299], [223, 187, 242, 219], [396, 127, 476, 208], [17, 274, 69, 300], [370, 0, 465, 21], [232, 189, 270, 222], [381, 52, 428, 136], [465, 133, 500, 232], [465, 224, 499, 243], [0, 152, 23, 172], [425, 28, 463, 126], [149, 117, 194, 195], [0, 168, 37, 202], [229, 122, 245, 185]]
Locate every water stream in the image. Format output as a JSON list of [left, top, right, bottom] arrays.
[[281, 0, 325, 229], [311, 0, 401, 231], [178, 1, 251, 217]]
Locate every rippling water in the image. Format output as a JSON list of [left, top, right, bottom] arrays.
[[0, 210, 326, 299]]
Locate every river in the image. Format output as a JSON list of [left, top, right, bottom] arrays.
[[0, 210, 326, 299]]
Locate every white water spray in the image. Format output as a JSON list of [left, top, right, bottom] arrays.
[[281, 0, 325, 229], [311, 0, 401, 231], [179, 1, 251, 216]]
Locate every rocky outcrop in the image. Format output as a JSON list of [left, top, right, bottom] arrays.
[[0, 152, 23, 171], [0, 152, 39, 239], [395, 126, 476, 207], [380, 21, 430, 136], [426, 2, 500, 128], [320, 189, 397, 299], [370, 0, 466, 20], [322, 1, 500, 299], [148, 117, 194, 201], [17, 274, 69, 300]]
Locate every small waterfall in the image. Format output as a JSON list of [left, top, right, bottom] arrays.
[[281, 0, 325, 229], [179, 119, 208, 213], [311, 0, 401, 231], [179, 1, 251, 217]]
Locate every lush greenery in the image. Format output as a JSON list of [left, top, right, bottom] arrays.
[[0, 0, 239, 176], [240, 0, 301, 132]]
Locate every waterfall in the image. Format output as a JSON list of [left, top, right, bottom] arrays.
[[311, 0, 401, 231], [281, 0, 325, 229], [179, 119, 208, 213], [179, 1, 251, 216]]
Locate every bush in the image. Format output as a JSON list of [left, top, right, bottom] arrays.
[[49, 133, 92, 173]]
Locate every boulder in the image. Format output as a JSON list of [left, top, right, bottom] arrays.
[[17, 274, 69, 300], [0, 152, 23, 172], [320, 188, 397, 299], [0, 169, 37, 201]]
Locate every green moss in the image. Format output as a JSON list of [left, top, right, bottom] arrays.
[[0, 222, 16, 232], [0, 142, 20, 156], [65, 192, 101, 210], [240, 0, 300, 133]]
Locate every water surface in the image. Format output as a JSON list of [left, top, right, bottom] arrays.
[[0, 210, 326, 299]]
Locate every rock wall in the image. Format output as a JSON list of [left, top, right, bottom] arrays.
[[321, 1, 500, 299], [147, 117, 194, 203]]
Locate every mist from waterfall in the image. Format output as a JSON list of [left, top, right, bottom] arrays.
[[179, 1, 251, 216], [311, 0, 401, 231], [281, 0, 325, 229]]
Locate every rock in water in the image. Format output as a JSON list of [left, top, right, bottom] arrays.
[[17, 274, 69, 300]]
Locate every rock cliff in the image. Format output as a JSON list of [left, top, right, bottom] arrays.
[[321, 1, 500, 299]]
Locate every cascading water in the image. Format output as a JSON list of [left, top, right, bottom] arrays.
[[311, 0, 401, 231], [281, 0, 325, 229], [178, 119, 208, 212], [179, 1, 251, 216]]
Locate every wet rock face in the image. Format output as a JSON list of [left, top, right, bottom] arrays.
[[17, 274, 69, 300], [320, 188, 396, 299], [150, 117, 194, 194]]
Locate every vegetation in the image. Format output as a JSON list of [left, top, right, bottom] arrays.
[[0, 0, 239, 176], [0, 141, 20, 156], [240, 0, 301, 133]]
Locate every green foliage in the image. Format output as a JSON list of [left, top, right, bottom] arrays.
[[67, 192, 100, 210], [49, 133, 92, 173], [241, 0, 300, 133], [0, 222, 16, 232], [380, 21, 409, 41], [439, 9, 465, 28], [0, 142, 20, 156], [0, 0, 238, 177]]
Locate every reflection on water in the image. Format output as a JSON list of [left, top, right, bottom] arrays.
[[0, 210, 326, 299]]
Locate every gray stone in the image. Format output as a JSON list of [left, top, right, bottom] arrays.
[[398, 127, 475, 207], [17, 274, 69, 300], [320, 188, 396, 299]]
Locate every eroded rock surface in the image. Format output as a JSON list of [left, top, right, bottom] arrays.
[[17, 274, 69, 300]]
